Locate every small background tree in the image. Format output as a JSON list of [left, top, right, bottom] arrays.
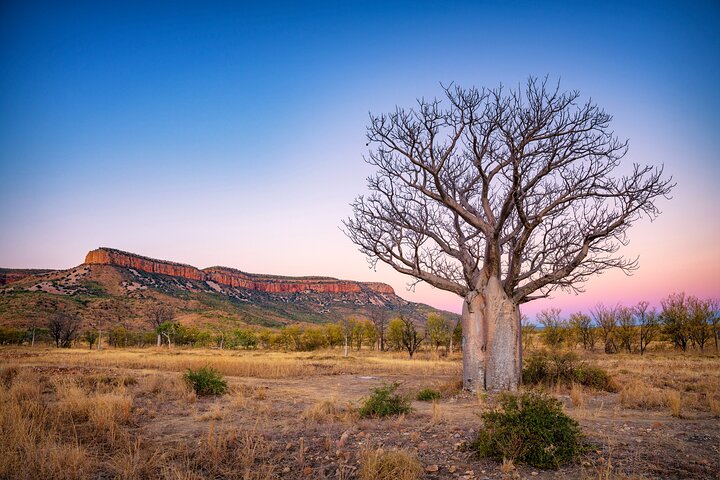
[[47, 312, 81, 348], [399, 317, 424, 358], [148, 305, 175, 347], [635, 301, 659, 355]]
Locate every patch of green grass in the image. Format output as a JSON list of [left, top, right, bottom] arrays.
[[183, 366, 228, 396], [471, 391, 583, 469], [359, 382, 413, 418]]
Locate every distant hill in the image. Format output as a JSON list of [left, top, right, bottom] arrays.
[[0, 247, 459, 330]]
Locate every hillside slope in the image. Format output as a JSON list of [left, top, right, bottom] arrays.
[[0, 248, 459, 330]]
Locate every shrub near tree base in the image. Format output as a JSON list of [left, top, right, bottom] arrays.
[[183, 366, 228, 396], [471, 391, 583, 469]]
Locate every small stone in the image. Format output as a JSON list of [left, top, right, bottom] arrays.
[[449, 465, 457, 473], [426, 464, 439, 472], [302, 466, 313, 476], [282, 467, 290, 473], [531, 472, 538, 476], [285, 442, 293, 450]]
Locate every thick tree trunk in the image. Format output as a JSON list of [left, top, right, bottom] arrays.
[[462, 277, 522, 392], [157, 334, 161, 347]]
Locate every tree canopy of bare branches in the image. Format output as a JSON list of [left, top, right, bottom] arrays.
[[344, 77, 673, 391]]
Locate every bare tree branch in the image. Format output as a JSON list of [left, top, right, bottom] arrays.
[[343, 77, 674, 303]]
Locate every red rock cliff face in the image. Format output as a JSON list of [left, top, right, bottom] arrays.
[[204, 267, 365, 294], [84, 248, 394, 295], [85, 248, 205, 281]]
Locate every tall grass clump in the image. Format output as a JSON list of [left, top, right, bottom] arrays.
[[471, 391, 583, 469], [183, 366, 228, 396], [359, 447, 423, 480], [359, 382, 412, 418]]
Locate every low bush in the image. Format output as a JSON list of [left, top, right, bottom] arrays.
[[359, 382, 412, 418], [416, 388, 441, 401], [183, 367, 228, 396], [522, 352, 614, 391], [471, 391, 583, 469]]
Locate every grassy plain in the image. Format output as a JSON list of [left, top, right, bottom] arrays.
[[1, 345, 718, 479]]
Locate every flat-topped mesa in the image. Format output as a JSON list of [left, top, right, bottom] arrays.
[[85, 248, 206, 281], [203, 266, 393, 294], [83, 248, 395, 295]]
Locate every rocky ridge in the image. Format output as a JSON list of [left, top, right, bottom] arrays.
[[84, 247, 395, 295]]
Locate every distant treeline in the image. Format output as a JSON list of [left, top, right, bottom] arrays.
[[524, 293, 718, 354], [0, 310, 462, 357], [3, 292, 716, 356]]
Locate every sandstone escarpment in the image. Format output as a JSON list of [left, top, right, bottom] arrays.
[[85, 248, 205, 281], [84, 248, 395, 295]]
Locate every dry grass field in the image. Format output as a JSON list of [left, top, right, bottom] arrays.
[[1, 346, 718, 480]]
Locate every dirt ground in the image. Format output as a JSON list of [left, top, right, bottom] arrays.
[[2, 348, 719, 479]]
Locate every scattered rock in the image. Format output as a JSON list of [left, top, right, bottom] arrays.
[[426, 464, 439, 472]]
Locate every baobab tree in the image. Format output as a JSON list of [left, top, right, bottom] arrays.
[[344, 77, 673, 391]]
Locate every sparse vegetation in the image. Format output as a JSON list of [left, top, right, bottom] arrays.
[[471, 391, 583, 469], [359, 382, 413, 418], [0, 345, 717, 478]]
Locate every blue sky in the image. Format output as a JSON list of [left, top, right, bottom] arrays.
[[1, 1, 718, 316]]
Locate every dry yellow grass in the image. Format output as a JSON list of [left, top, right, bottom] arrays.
[[0, 375, 91, 480], [708, 393, 720, 418], [0, 344, 718, 479], [571, 382, 586, 408], [431, 399, 444, 424], [0, 346, 459, 379], [619, 380, 667, 409], [301, 398, 356, 423], [359, 447, 423, 480], [666, 390, 683, 418]]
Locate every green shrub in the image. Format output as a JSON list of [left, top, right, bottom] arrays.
[[572, 364, 614, 391], [183, 366, 228, 396], [416, 388, 442, 401], [522, 352, 613, 391], [359, 382, 412, 418], [471, 391, 582, 469]]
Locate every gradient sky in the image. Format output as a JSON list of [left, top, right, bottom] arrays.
[[1, 0, 718, 318]]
